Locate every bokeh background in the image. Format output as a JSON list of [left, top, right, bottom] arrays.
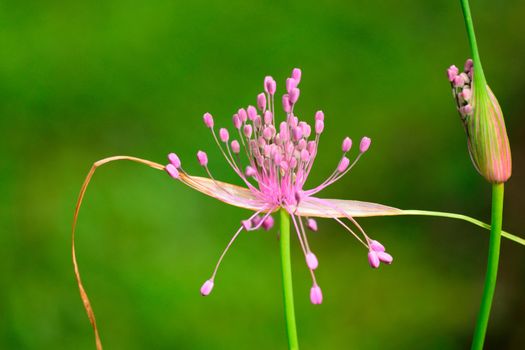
[[1, 0, 524, 349]]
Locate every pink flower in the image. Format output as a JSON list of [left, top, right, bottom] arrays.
[[165, 68, 394, 303]]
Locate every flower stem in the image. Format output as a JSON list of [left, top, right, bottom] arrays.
[[460, 0, 486, 86], [397, 210, 523, 246], [279, 209, 299, 350], [470, 183, 504, 349]]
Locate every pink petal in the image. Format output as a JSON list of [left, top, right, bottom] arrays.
[[295, 197, 402, 218], [178, 173, 269, 213]]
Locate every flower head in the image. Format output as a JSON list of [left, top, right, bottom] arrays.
[[447, 59, 512, 183], [166, 69, 397, 303]]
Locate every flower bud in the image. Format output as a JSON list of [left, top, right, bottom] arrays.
[[447, 58, 512, 183]]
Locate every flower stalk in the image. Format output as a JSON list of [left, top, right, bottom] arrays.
[[280, 209, 299, 350], [457, 1, 509, 348], [471, 183, 504, 350]]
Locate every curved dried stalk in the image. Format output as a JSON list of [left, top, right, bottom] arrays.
[[71, 156, 164, 350]]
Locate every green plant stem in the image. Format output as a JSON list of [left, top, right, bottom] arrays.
[[398, 210, 523, 246], [460, 0, 486, 86], [470, 183, 504, 349], [279, 209, 299, 350]]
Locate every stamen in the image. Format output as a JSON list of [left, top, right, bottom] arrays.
[[342, 137, 352, 153], [359, 137, 371, 153], [310, 283, 323, 305], [264, 76, 276, 95], [257, 93, 266, 111], [292, 68, 302, 84], [307, 218, 318, 231], [165, 164, 180, 179], [168, 153, 181, 168], [368, 250, 380, 268], [231, 140, 240, 154], [203, 112, 214, 128], [219, 128, 229, 143], [197, 150, 208, 166], [306, 252, 319, 270], [200, 279, 214, 296]]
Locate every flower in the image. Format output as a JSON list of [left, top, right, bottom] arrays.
[[447, 59, 512, 183], [165, 68, 396, 304]]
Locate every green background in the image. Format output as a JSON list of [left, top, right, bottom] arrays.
[[1, 0, 524, 349]]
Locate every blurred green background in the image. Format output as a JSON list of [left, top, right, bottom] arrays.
[[1, 0, 524, 349]]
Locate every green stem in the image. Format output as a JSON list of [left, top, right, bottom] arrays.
[[460, 0, 486, 86], [279, 209, 299, 350], [398, 210, 524, 246], [470, 183, 504, 349]]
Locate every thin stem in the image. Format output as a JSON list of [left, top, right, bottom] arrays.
[[470, 183, 504, 349], [398, 210, 523, 246], [460, 0, 486, 86], [280, 209, 299, 350]]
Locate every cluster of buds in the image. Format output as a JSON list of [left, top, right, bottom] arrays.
[[448, 59, 474, 120], [447, 59, 512, 183]]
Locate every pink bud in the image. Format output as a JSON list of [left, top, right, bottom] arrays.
[[168, 153, 181, 168], [306, 252, 319, 270], [370, 240, 385, 252], [264, 111, 273, 124], [453, 75, 464, 87], [292, 68, 302, 84], [460, 104, 473, 116], [300, 149, 310, 162], [302, 123, 312, 138], [197, 151, 208, 166], [315, 120, 324, 134], [290, 157, 297, 169], [263, 127, 273, 140], [231, 140, 240, 154], [242, 219, 252, 230], [377, 251, 393, 264], [243, 124, 253, 138], [342, 137, 352, 152], [245, 166, 257, 177], [286, 78, 297, 93], [262, 215, 274, 231], [307, 218, 318, 231], [232, 114, 242, 129], [200, 279, 214, 296], [307, 141, 316, 154], [460, 88, 472, 101], [257, 93, 267, 111], [165, 164, 180, 179], [338, 157, 350, 172], [203, 112, 214, 128], [264, 76, 276, 95], [464, 58, 473, 73], [289, 88, 300, 104], [238, 108, 247, 122], [368, 251, 380, 268], [315, 110, 324, 121], [282, 94, 292, 113], [359, 137, 371, 153], [310, 284, 323, 305], [292, 127, 303, 141], [447, 65, 459, 82], [252, 215, 262, 227], [219, 128, 229, 142], [247, 105, 257, 121]]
